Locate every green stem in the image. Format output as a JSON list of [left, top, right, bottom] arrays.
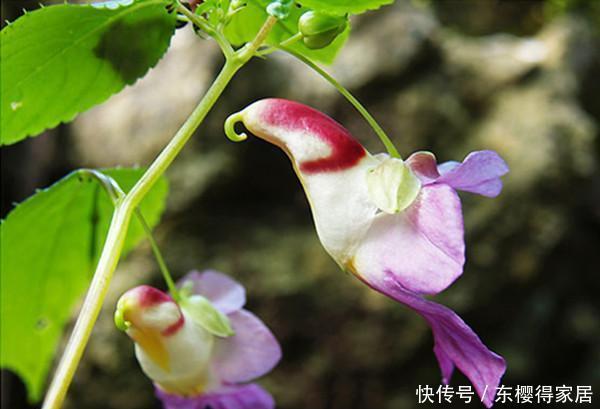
[[77, 169, 123, 202], [41, 16, 278, 409], [176, 1, 234, 59], [41, 203, 132, 409], [257, 32, 302, 57], [78, 169, 178, 298], [125, 60, 239, 211], [281, 46, 401, 159], [134, 207, 179, 299], [280, 32, 303, 47]]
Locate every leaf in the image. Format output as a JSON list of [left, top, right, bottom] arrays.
[[298, 0, 395, 15], [180, 295, 235, 338], [0, 0, 177, 146], [224, 0, 349, 64], [0, 168, 168, 401]]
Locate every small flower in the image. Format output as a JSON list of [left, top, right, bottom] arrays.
[[228, 98, 509, 408], [115, 270, 281, 409]]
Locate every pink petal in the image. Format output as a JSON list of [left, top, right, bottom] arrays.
[[353, 184, 465, 295], [156, 383, 275, 409], [435, 150, 509, 197], [212, 310, 282, 384], [180, 270, 246, 314], [374, 272, 506, 408], [406, 151, 441, 184]]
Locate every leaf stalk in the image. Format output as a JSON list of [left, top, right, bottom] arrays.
[[281, 45, 401, 159]]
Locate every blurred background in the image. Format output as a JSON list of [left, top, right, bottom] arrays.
[[2, 0, 599, 408]]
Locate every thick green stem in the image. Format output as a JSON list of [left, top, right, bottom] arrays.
[[41, 16, 278, 409], [41, 203, 132, 409], [281, 46, 401, 159]]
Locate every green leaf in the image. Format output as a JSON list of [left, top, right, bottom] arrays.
[[224, 0, 349, 64], [298, 0, 395, 15], [0, 0, 177, 146], [0, 168, 168, 401], [180, 295, 235, 337]]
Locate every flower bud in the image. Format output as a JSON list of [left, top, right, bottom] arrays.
[[299, 11, 348, 49]]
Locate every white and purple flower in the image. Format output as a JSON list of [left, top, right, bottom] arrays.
[[115, 270, 281, 409], [228, 98, 509, 407]]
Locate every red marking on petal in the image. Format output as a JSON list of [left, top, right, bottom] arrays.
[[161, 314, 185, 337], [136, 285, 173, 307], [261, 99, 366, 174]]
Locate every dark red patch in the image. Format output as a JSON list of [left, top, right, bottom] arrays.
[[136, 285, 172, 308], [262, 99, 366, 174], [161, 314, 185, 337], [189, 0, 203, 11]]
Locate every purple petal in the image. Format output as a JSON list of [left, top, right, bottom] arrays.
[[179, 270, 246, 314], [353, 184, 465, 295], [435, 150, 509, 198], [213, 310, 282, 384], [156, 383, 275, 409], [433, 342, 455, 385], [373, 272, 506, 408]]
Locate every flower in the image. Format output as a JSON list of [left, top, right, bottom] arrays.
[[115, 270, 281, 409], [227, 98, 509, 407]]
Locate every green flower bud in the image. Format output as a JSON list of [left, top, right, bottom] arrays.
[[299, 11, 348, 49]]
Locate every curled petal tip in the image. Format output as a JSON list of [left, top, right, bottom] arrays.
[[225, 111, 248, 142], [114, 304, 131, 332]]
